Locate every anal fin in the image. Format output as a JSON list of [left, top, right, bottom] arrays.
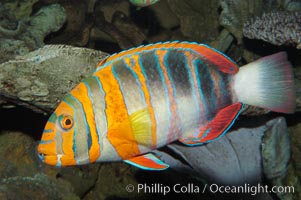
[[124, 153, 169, 170], [180, 103, 244, 146]]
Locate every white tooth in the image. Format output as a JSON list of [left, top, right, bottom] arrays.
[[56, 154, 62, 167]]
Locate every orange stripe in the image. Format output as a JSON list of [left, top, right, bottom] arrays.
[[40, 126, 56, 141], [38, 129, 56, 153], [155, 49, 180, 140], [56, 101, 77, 166], [184, 51, 205, 115], [45, 101, 76, 166], [97, 42, 177, 67], [124, 55, 157, 148], [96, 42, 238, 74], [70, 83, 100, 163], [207, 66, 221, 105], [94, 65, 140, 159]]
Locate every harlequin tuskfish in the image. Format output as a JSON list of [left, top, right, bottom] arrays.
[[37, 41, 296, 170]]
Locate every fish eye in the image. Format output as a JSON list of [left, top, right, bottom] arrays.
[[59, 115, 74, 130]]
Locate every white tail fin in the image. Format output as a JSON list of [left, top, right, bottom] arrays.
[[233, 52, 296, 113]]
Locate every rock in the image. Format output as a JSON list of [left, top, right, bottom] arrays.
[[0, 4, 67, 63], [95, 0, 130, 23], [49, 1, 88, 46], [112, 11, 147, 47], [1, 0, 39, 20], [262, 118, 290, 180], [167, 0, 220, 42], [0, 131, 100, 199], [148, 0, 180, 30], [209, 29, 234, 53], [0, 132, 39, 179], [0, 174, 79, 200], [219, 0, 299, 43], [27, 4, 67, 47], [156, 117, 291, 187], [284, 121, 301, 200], [295, 66, 301, 112], [0, 45, 108, 113], [83, 163, 140, 199], [290, 122, 301, 176]]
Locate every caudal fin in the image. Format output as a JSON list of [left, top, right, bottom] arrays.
[[233, 52, 296, 113]]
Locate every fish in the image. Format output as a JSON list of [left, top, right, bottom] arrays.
[[37, 41, 296, 170], [129, 0, 160, 7]]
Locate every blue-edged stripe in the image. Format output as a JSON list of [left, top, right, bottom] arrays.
[[83, 78, 100, 154], [39, 139, 53, 144], [153, 51, 172, 140], [204, 64, 216, 111], [43, 129, 53, 133], [64, 94, 92, 163], [92, 75, 108, 153], [63, 95, 78, 157], [193, 59, 208, 116], [183, 50, 201, 136], [48, 113, 57, 123], [122, 57, 147, 105]]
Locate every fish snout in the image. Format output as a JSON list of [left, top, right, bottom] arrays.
[[37, 139, 59, 166]]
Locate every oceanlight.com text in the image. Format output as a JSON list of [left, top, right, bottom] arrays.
[[125, 183, 295, 196]]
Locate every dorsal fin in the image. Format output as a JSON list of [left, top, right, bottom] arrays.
[[96, 41, 239, 74]]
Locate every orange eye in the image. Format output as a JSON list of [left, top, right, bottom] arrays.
[[59, 115, 73, 130]]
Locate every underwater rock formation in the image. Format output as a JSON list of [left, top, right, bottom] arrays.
[[0, 0, 39, 20], [156, 117, 289, 186], [92, 0, 148, 49], [262, 118, 297, 200], [262, 118, 290, 180], [0, 45, 108, 113], [147, 0, 179, 30], [219, 0, 300, 43], [0, 173, 78, 200], [83, 163, 140, 199], [166, 0, 220, 42], [0, 131, 100, 199], [0, 4, 67, 63], [243, 12, 301, 49]]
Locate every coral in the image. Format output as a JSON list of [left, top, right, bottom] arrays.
[[243, 11, 301, 49], [0, 4, 67, 63], [219, 0, 298, 43], [0, 6, 26, 38], [21, 4, 67, 48]]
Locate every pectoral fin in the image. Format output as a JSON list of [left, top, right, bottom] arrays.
[[129, 108, 152, 145], [124, 153, 169, 170], [180, 103, 244, 146]]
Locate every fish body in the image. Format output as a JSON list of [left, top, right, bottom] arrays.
[[38, 41, 295, 170]]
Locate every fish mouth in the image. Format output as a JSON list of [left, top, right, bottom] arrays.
[[37, 145, 60, 166], [38, 152, 45, 162], [37, 152, 61, 166]]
